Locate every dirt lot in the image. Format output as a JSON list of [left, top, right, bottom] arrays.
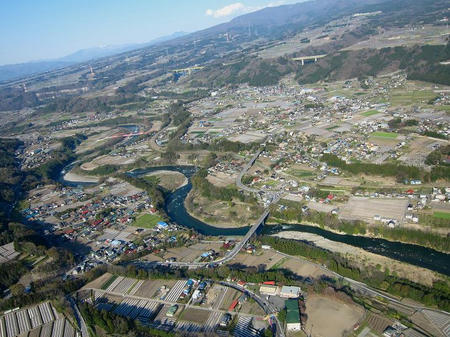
[[240, 300, 265, 316], [64, 170, 99, 183], [179, 308, 210, 324], [305, 294, 364, 337], [108, 179, 143, 197], [228, 130, 267, 143], [140, 253, 164, 263], [163, 246, 205, 263], [339, 197, 407, 223], [153, 242, 223, 263], [207, 171, 236, 187], [203, 284, 227, 309], [83, 273, 112, 290], [146, 170, 187, 191], [134, 279, 177, 299], [280, 258, 330, 279], [81, 154, 136, 170], [231, 251, 287, 270]]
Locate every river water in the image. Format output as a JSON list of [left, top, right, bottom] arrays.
[[59, 164, 450, 276]]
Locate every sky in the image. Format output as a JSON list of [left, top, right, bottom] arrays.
[[0, 0, 300, 66]]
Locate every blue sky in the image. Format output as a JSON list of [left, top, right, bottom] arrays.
[[0, 0, 300, 65]]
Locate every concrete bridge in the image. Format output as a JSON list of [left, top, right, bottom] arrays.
[[292, 54, 327, 65]]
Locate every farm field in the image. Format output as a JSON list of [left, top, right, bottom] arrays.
[[389, 89, 437, 106], [433, 211, 450, 220], [371, 131, 398, 139], [287, 168, 316, 178], [179, 308, 210, 324], [134, 279, 178, 299], [339, 197, 407, 223], [362, 110, 380, 117]]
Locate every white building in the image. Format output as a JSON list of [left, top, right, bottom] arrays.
[[280, 286, 301, 298]]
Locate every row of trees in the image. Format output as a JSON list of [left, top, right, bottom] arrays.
[[191, 168, 250, 202], [118, 174, 165, 210], [270, 204, 449, 251], [321, 153, 428, 182], [259, 236, 450, 311], [79, 302, 176, 337]]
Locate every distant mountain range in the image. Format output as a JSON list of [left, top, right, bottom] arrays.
[[0, 31, 188, 82]]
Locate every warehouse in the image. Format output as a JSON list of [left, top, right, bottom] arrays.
[[280, 286, 301, 298], [286, 299, 301, 331], [259, 285, 279, 296]]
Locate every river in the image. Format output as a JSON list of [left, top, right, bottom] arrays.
[[59, 164, 450, 276]]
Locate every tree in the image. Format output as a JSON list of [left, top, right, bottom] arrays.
[[10, 283, 25, 296]]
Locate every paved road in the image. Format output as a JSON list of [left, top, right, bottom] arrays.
[[236, 150, 263, 193], [136, 208, 270, 270], [274, 249, 450, 317], [67, 296, 88, 337], [136, 149, 273, 270], [220, 281, 285, 337]]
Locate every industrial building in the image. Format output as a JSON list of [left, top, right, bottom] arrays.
[[280, 286, 301, 298], [259, 285, 279, 296], [285, 299, 301, 331]]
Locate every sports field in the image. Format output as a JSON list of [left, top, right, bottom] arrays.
[[132, 213, 164, 228]]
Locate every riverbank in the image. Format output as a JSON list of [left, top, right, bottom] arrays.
[[57, 163, 450, 272], [63, 170, 99, 183], [268, 217, 450, 254], [272, 231, 444, 287]]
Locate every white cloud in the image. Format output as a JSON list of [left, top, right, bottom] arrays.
[[205, 1, 289, 19], [205, 2, 246, 18]]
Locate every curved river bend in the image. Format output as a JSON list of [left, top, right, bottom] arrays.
[[60, 164, 450, 276]]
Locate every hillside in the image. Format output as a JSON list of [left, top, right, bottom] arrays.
[[0, 0, 448, 114], [296, 44, 450, 85]]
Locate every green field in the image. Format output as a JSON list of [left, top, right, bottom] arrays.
[[371, 131, 398, 139], [287, 169, 316, 178], [132, 213, 164, 228], [433, 211, 450, 220], [435, 105, 450, 112], [362, 110, 380, 117], [390, 90, 436, 106]]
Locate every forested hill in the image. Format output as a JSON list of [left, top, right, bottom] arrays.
[[189, 43, 450, 87], [296, 43, 450, 85]]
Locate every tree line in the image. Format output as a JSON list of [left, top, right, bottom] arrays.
[[259, 236, 450, 311]]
